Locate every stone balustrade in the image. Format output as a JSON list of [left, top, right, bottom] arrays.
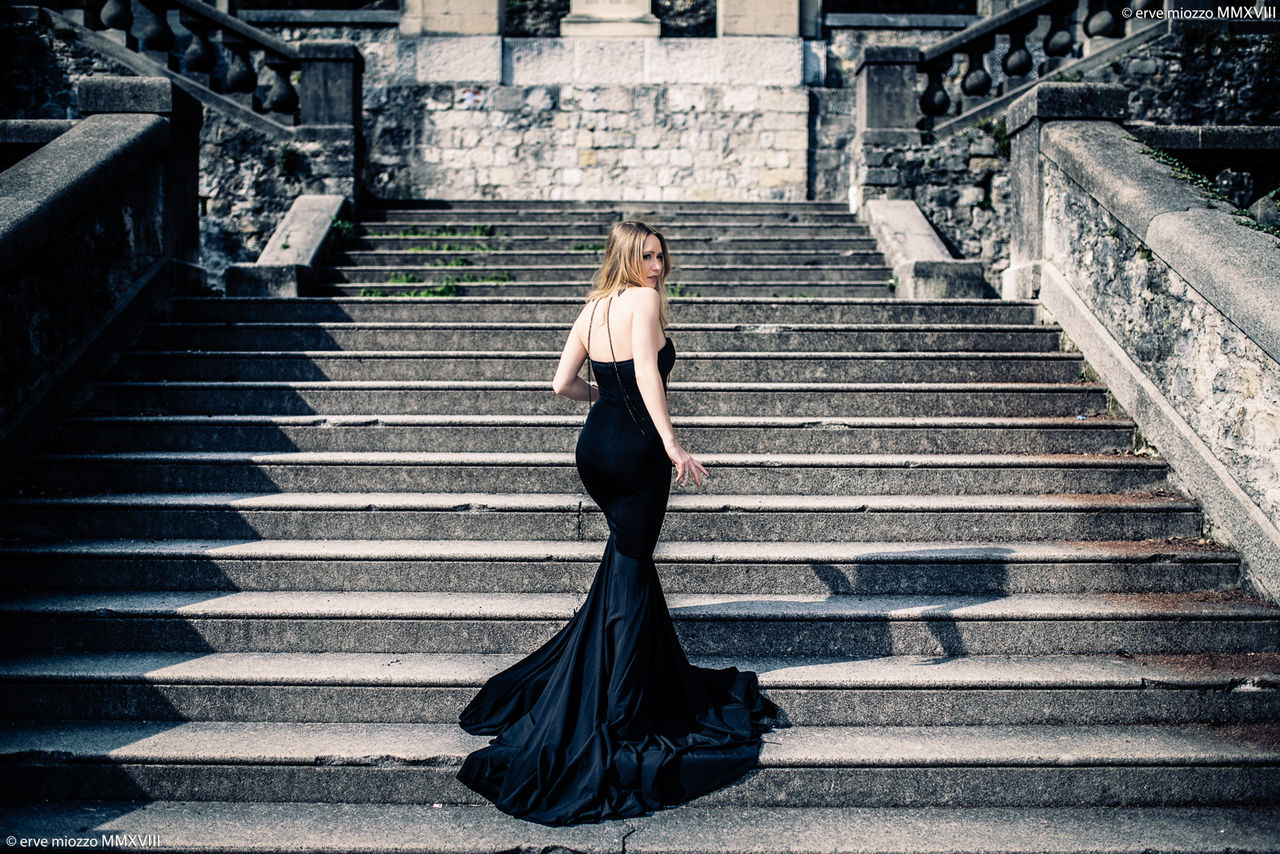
[[1007, 82, 1280, 601], [56, 0, 360, 128], [0, 77, 202, 487]]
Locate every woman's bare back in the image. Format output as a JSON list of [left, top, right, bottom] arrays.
[[579, 290, 644, 363]]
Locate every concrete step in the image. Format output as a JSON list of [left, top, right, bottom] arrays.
[[2, 590, 1272, 655], [364, 200, 853, 213], [1, 721, 1277, 806], [105, 350, 1087, 383], [349, 236, 882, 252], [3, 652, 1276, 726], [356, 222, 872, 238], [354, 211, 865, 225], [157, 296, 1043, 325], [0, 491, 1202, 542], [2, 801, 1278, 853], [319, 264, 894, 284], [334, 250, 889, 267], [49, 415, 1143, 455], [0, 538, 1238, 595], [22, 451, 1173, 496], [316, 282, 898, 297], [130, 322, 1063, 353], [81, 380, 1109, 418]]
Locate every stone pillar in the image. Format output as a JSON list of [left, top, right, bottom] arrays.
[[560, 0, 660, 37], [402, 0, 504, 37], [849, 45, 920, 215], [297, 41, 362, 127], [718, 0, 799, 36], [75, 77, 201, 268], [1003, 82, 1128, 299], [799, 0, 821, 39]]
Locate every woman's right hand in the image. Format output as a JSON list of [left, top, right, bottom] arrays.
[[665, 440, 708, 486]]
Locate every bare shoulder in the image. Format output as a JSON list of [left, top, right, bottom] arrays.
[[626, 287, 661, 314]]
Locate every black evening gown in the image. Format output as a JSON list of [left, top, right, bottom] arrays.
[[456, 332, 778, 826]]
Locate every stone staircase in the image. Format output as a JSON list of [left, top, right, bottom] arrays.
[[1, 200, 1278, 851]]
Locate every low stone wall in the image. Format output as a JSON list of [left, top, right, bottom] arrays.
[[1034, 116, 1280, 599], [0, 89, 199, 484]]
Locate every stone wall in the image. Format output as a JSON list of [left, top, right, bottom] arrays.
[[1037, 128, 1280, 585], [851, 26, 1277, 293], [1091, 28, 1280, 126], [367, 82, 810, 201], [855, 121, 1013, 293]]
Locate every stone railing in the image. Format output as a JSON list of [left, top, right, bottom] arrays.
[[0, 77, 202, 486], [1007, 82, 1280, 603], [29, 2, 361, 136], [916, 0, 1160, 121]]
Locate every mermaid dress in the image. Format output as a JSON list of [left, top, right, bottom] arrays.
[[456, 312, 778, 826]]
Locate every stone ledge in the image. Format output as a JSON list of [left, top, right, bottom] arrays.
[[1040, 120, 1205, 240], [1041, 119, 1280, 366], [227, 194, 347, 298], [863, 200, 993, 299], [1130, 124, 1280, 151], [414, 36, 805, 86], [240, 8, 397, 25], [0, 119, 76, 145], [826, 13, 979, 29], [1007, 82, 1127, 137], [0, 113, 169, 274]]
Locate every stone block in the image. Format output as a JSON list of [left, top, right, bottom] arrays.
[[489, 87, 526, 111], [1249, 195, 1278, 227], [665, 86, 709, 113], [646, 39, 721, 84], [574, 40, 646, 85], [722, 86, 759, 112], [759, 167, 806, 187], [722, 37, 804, 86], [1007, 82, 1128, 135], [774, 130, 809, 150], [76, 76, 176, 115], [505, 38, 573, 84], [225, 263, 302, 298], [417, 36, 501, 83]]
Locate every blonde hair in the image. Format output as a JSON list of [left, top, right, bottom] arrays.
[[584, 220, 672, 329]]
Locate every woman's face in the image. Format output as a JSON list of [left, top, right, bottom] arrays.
[[641, 234, 664, 289]]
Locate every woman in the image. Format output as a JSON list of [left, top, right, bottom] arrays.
[[456, 220, 779, 826]]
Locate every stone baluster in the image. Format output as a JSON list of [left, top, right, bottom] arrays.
[[136, 0, 175, 69], [1002, 17, 1035, 80], [1083, 0, 1121, 37], [82, 0, 106, 31], [178, 11, 217, 86], [99, 0, 133, 46], [261, 56, 300, 116], [219, 33, 259, 98], [961, 35, 995, 99]]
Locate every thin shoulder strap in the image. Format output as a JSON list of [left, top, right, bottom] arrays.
[[605, 294, 619, 366]]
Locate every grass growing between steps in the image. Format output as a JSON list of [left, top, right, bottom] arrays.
[[359, 272, 516, 296]]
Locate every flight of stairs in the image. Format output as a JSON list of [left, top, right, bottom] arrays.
[[1, 201, 1278, 851]]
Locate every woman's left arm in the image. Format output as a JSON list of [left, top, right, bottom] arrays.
[[552, 305, 597, 402]]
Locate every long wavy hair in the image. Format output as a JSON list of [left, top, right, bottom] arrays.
[[584, 220, 672, 329]]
